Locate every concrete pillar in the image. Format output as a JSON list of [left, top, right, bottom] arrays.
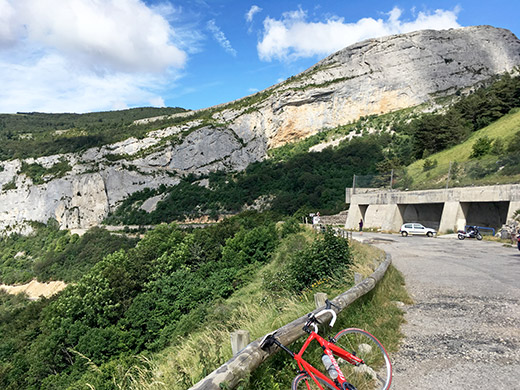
[[439, 201, 468, 233], [230, 330, 250, 355], [380, 204, 404, 232], [345, 204, 363, 230], [506, 201, 520, 222], [363, 204, 387, 229]]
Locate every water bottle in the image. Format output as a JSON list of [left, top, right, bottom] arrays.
[[321, 354, 338, 380]]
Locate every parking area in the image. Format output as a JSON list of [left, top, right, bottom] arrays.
[[353, 232, 520, 389]]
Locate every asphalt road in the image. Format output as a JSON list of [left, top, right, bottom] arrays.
[[352, 232, 520, 390]]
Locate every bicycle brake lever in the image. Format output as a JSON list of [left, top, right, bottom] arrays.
[[325, 299, 340, 310], [307, 313, 321, 324]]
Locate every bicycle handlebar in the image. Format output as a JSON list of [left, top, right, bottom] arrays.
[[260, 300, 341, 352], [306, 299, 339, 333], [316, 308, 337, 327]]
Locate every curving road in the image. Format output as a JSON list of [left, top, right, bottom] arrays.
[[352, 232, 520, 389]]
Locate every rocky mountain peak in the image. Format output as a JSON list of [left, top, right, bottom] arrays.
[[255, 25, 520, 147]]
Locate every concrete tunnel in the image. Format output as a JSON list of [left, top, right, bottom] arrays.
[[357, 203, 444, 230], [395, 202, 508, 232], [462, 201, 509, 231], [345, 185, 520, 233], [399, 203, 444, 230]]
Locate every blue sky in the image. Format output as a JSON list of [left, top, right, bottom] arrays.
[[0, 0, 519, 113]]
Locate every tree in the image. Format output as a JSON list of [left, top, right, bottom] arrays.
[[470, 136, 493, 158]]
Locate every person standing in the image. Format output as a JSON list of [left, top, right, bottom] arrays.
[[359, 218, 364, 232]]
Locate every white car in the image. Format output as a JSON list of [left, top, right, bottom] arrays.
[[399, 223, 436, 237]]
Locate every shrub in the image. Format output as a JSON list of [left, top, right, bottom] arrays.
[[2, 179, 16, 191], [470, 136, 493, 158], [262, 231, 312, 297], [19, 158, 71, 185], [286, 228, 352, 292], [221, 224, 278, 267], [422, 158, 437, 171], [467, 161, 495, 179], [279, 217, 304, 238], [490, 138, 505, 155], [498, 154, 520, 175], [263, 229, 352, 294]]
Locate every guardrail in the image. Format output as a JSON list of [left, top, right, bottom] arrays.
[[188, 253, 392, 390]]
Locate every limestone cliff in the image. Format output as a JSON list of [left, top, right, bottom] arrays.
[[1, 25, 520, 231], [229, 25, 520, 148]]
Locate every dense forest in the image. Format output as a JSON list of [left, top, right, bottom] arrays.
[[0, 107, 187, 160], [0, 222, 138, 284], [395, 73, 520, 160]]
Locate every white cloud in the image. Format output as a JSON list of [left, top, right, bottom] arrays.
[[0, 0, 18, 47], [4, 0, 187, 72], [0, 0, 190, 112], [257, 6, 461, 61], [0, 53, 180, 113], [207, 19, 237, 56], [149, 96, 166, 108], [246, 5, 262, 23]]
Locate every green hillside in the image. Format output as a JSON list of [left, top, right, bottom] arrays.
[[0, 214, 409, 390], [405, 108, 520, 189], [0, 107, 187, 160], [0, 222, 138, 284], [1, 70, 520, 390]]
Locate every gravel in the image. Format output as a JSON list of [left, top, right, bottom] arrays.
[[354, 232, 520, 389]]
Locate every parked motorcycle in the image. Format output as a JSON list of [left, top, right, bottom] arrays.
[[457, 226, 483, 240]]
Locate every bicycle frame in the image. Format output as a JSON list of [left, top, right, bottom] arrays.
[[294, 330, 363, 390]]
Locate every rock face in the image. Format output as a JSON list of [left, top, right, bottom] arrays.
[[1, 26, 520, 231], [235, 25, 520, 148]]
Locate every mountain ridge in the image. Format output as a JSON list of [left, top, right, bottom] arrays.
[[1, 25, 520, 232]]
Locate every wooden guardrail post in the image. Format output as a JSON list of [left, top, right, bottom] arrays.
[[314, 292, 328, 309], [230, 330, 250, 355]]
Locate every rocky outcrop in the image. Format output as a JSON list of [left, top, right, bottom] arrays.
[[0, 123, 266, 232], [0, 280, 67, 300], [1, 26, 520, 231], [0, 159, 179, 232], [225, 25, 520, 148]]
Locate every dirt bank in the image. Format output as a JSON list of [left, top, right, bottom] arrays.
[[0, 279, 67, 300]]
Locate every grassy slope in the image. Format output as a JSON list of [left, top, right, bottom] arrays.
[[406, 108, 520, 188], [150, 236, 410, 390]]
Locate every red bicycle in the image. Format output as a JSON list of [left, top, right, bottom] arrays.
[[260, 300, 392, 390]]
